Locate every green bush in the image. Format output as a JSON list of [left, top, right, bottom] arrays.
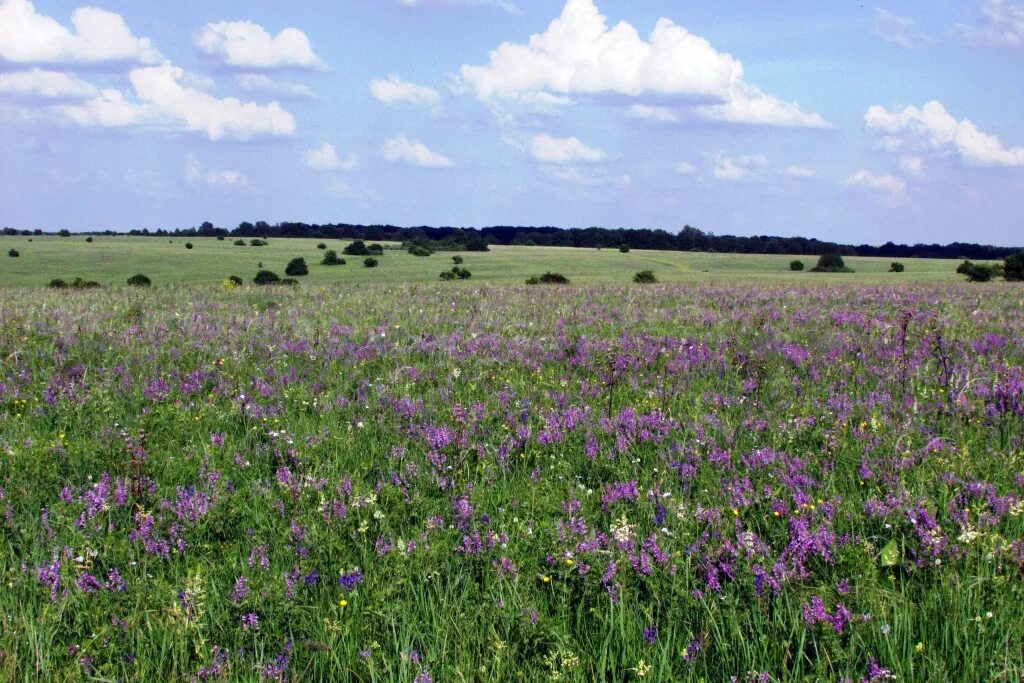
[[525, 276, 540, 285], [409, 245, 433, 257], [618, 244, 630, 253], [317, 243, 327, 250], [253, 270, 280, 285], [889, 262, 905, 273], [789, 260, 804, 271], [368, 243, 384, 255], [465, 237, 490, 252], [530, 272, 570, 284], [285, 258, 309, 276], [811, 253, 853, 273], [8, 248, 18, 257], [71, 277, 100, 289], [250, 238, 268, 247], [321, 250, 345, 265], [58, 229, 71, 237], [956, 260, 996, 282], [1004, 252, 1024, 282], [228, 275, 243, 286], [363, 257, 379, 268], [185, 242, 194, 250], [452, 266, 471, 280], [439, 271, 456, 281], [344, 240, 369, 256], [126, 273, 151, 287], [234, 239, 246, 246], [48, 278, 68, 288], [452, 255, 464, 264], [86, 236, 94, 243], [633, 270, 657, 283], [216, 235, 225, 241]]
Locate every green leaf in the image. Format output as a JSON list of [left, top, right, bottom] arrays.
[[880, 539, 901, 567]]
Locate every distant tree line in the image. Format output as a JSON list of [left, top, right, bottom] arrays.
[[3, 222, 1019, 260]]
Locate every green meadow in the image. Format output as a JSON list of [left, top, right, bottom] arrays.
[[0, 236, 984, 288]]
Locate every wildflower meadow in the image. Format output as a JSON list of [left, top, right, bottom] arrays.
[[0, 282, 1022, 681]]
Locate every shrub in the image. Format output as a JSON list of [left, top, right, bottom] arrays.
[[439, 271, 456, 281], [525, 276, 540, 285], [789, 260, 804, 271], [452, 255, 464, 264], [250, 238, 267, 247], [8, 248, 18, 257], [216, 235, 225, 241], [368, 243, 384, 255], [633, 270, 657, 283], [58, 229, 71, 237], [285, 257, 309, 276], [71, 277, 100, 289], [465, 237, 490, 252], [86, 236, 94, 243], [1003, 252, 1024, 282], [409, 245, 433, 257], [185, 242, 194, 250], [321, 250, 345, 265], [889, 262, 905, 273], [619, 244, 630, 253], [48, 278, 68, 288], [126, 273, 151, 287], [452, 267, 471, 280], [253, 270, 280, 285], [531, 272, 570, 284], [344, 240, 369, 256], [957, 260, 996, 283], [810, 253, 853, 273], [317, 243, 327, 250], [228, 275, 243, 286], [234, 239, 246, 246], [363, 257, 379, 268]]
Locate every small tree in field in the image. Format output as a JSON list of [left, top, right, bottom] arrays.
[[957, 260, 997, 282], [618, 244, 630, 253], [126, 274, 151, 287], [253, 270, 280, 285], [185, 242, 194, 250], [1003, 252, 1024, 281], [8, 248, 18, 257], [452, 255, 464, 264], [321, 250, 345, 265], [633, 270, 657, 283], [811, 253, 853, 273], [285, 258, 309, 276], [363, 257, 379, 268], [344, 240, 369, 256], [889, 262, 905, 273], [789, 260, 804, 271]]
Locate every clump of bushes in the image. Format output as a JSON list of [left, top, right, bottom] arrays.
[[367, 243, 384, 255], [58, 229, 71, 237], [889, 262, 905, 273], [957, 260, 1000, 282], [810, 253, 854, 273], [226, 275, 243, 287], [8, 248, 18, 257], [452, 267, 471, 279], [1004, 252, 1024, 281], [86, 236, 94, 243], [285, 257, 309, 276], [185, 242, 194, 250], [633, 270, 657, 283], [409, 245, 433, 257], [452, 255, 464, 264], [364, 257, 379, 268], [317, 243, 327, 250], [619, 244, 630, 253], [48, 278, 68, 288], [344, 240, 370, 256], [789, 260, 804, 271], [439, 271, 456, 281], [126, 273, 151, 287], [321, 250, 345, 265], [250, 238, 268, 247], [234, 239, 246, 246], [70, 277, 100, 289], [528, 272, 570, 284], [253, 270, 280, 285]]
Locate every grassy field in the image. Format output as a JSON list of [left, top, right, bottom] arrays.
[[0, 235, 985, 287]]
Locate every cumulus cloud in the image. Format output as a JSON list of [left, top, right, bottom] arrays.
[[529, 133, 605, 163], [369, 74, 441, 108], [625, 103, 679, 124], [955, 0, 1024, 48], [865, 100, 1024, 166], [236, 74, 317, 99], [380, 134, 453, 167], [395, 0, 519, 13], [304, 143, 358, 171], [57, 61, 296, 141], [710, 152, 768, 181], [0, 68, 96, 99], [0, 0, 159, 65], [195, 20, 325, 70], [899, 155, 924, 177], [872, 9, 928, 48], [783, 165, 817, 178], [845, 170, 906, 196], [184, 154, 248, 186], [458, 0, 826, 127]]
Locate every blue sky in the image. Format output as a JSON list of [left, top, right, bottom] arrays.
[[1, 0, 1022, 245]]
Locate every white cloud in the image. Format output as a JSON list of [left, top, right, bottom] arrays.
[[710, 152, 768, 181], [625, 103, 679, 124], [899, 155, 924, 177], [872, 9, 928, 48], [236, 74, 317, 99], [380, 134, 453, 167], [956, 0, 1024, 48], [57, 61, 296, 141], [675, 161, 696, 175], [184, 154, 247, 186], [0, 0, 159, 65], [544, 166, 629, 188], [396, 0, 519, 13], [783, 164, 817, 178], [529, 133, 605, 163], [304, 143, 358, 171], [845, 170, 906, 196], [370, 74, 441, 108], [0, 68, 96, 99], [458, 0, 826, 127], [865, 100, 1024, 166], [195, 20, 325, 70]]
